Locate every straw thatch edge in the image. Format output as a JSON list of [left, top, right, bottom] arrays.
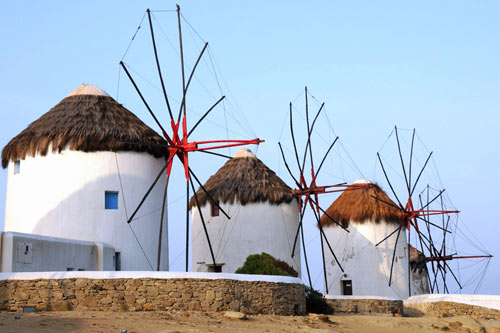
[[2, 94, 168, 168], [320, 183, 404, 228], [189, 156, 295, 208]]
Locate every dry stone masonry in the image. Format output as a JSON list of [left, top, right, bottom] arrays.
[[0, 277, 305, 315], [325, 298, 403, 315], [404, 301, 500, 320]]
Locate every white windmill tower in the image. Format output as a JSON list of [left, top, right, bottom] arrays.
[[2, 84, 169, 271]]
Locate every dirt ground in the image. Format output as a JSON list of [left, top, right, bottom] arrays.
[[0, 310, 499, 332]]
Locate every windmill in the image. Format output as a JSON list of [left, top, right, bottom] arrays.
[[118, 6, 263, 272], [278, 87, 368, 292], [374, 126, 493, 296]]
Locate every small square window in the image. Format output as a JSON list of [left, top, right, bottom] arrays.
[[14, 160, 20, 175], [105, 191, 119, 210], [210, 200, 220, 217], [206, 263, 224, 273]]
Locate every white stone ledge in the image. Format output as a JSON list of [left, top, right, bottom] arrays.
[[404, 294, 500, 311], [324, 295, 401, 301], [0, 271, 303, 285]]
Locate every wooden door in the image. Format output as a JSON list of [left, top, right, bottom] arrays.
[[342, 280, 353, 295]]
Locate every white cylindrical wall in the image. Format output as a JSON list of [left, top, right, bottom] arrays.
[[191, 200, 300, 276], [323, 220, 410, 298], [411, 266, 430, 295], [4, 149, 168, 271]]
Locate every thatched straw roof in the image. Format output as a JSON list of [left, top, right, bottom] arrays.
[[189, 149, 294, 208], [2, 84, 168, 168], [319, 179, 404, 228]]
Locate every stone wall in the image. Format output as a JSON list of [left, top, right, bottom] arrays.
[[325, 298, 403, 315], [404, 301, 500, 320], [0, 277, 305, 315]]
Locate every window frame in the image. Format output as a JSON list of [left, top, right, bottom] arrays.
[[14, 160, 21, 175], [206, 263, 224, 273], [105, 191, 119, 210], [341, 279, 353, 295], [210, 200, 220, 217]]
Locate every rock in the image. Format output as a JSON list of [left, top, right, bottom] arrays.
[[163, 300, 174, 307], [182, 292, 193, 299], [448, 321, 462, 329], [51, 301, 72, 311], [124, 295, 135, 305], [143, 280, 154, 286], [230, 300, 240, 311], [317, 314, 331, 323], [101, 297, 112, 305], [224, 311, 247, 320], [62, 288, 75, 297], [75, 279, 88, 288], [206, 289, 215, 301], [14, 292, 29, 301], [82, 295, 97, 308], [147, 287, 159, 297], [52, 291, 64, 299], [189, 301, 201, 311], [35, 281, 49, 288]]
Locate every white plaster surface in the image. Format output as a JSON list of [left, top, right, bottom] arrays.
[[4, 149, 168, 271], [323, 220, 410, 298], [191, 200, 300, 276], [95, 242, 115, 271], [0, 231, 114, 272], [411, 266, 430, 295], [0, 271, 303, 284], [405, 294, 500, 311]]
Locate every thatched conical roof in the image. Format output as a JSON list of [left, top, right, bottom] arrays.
[[2, 84, 168, 168], [319, 179, 404, 228], [189, 149, 294, 208]]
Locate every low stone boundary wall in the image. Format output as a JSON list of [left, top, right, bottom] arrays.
[[404, 295, 500, 320], [404, 301, 500, 320], [0, 272, 305, 315], [325, 296, 403, 315]]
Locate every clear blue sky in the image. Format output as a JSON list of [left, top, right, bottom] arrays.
[[1, 1, 498, 294]]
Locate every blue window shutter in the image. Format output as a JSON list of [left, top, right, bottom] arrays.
[[105, 191, 119, 210]]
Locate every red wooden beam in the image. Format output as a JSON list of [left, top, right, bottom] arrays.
[[163, 114, 263, 179]]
